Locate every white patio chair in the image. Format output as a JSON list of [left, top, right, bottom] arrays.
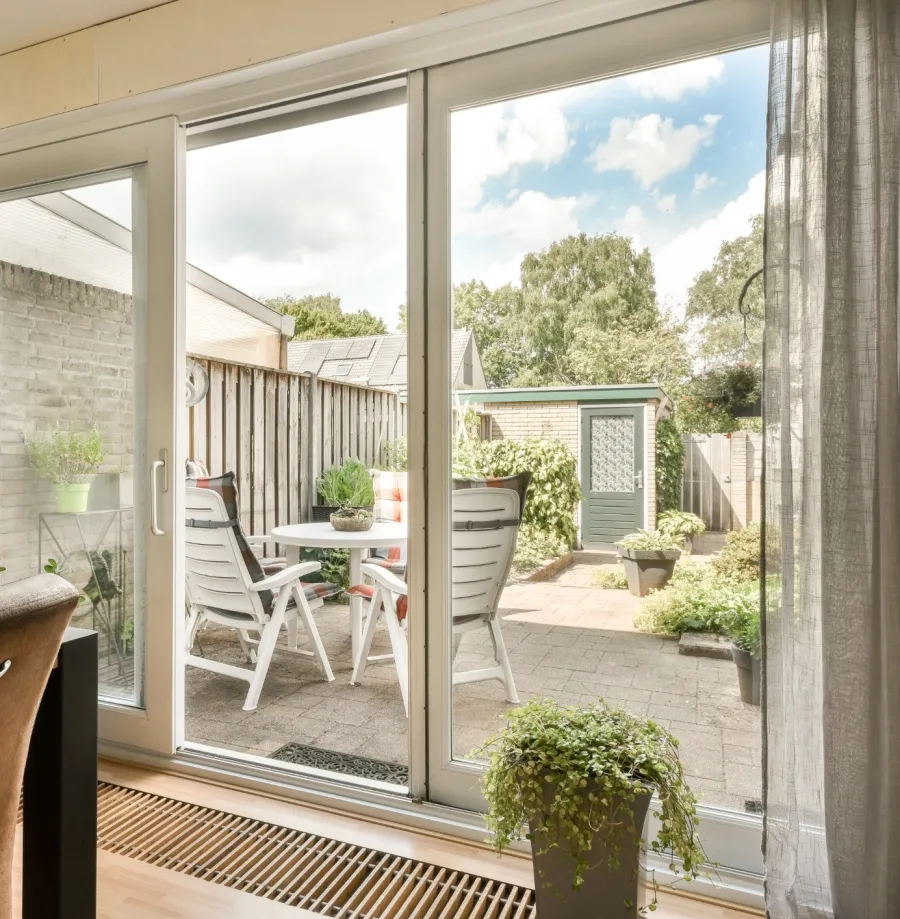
[[350, 474, 530, 714], [184, 482, 337, 711]]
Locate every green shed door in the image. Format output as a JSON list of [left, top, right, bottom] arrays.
[[580, 406, 645, 548]]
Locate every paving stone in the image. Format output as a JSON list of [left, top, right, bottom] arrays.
[[723, 743, 759, 767], [184, 560, 761, 809]]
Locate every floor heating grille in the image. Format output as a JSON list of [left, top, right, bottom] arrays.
[[96, 782, 537, 918]]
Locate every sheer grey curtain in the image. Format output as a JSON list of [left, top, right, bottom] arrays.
[[764, 1, 900, 917]]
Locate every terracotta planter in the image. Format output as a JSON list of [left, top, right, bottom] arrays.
[[731, 643, 761, 705], [617, 548, 680, 597], [530, 788, 652, 919]]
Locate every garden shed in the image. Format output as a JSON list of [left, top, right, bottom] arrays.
[[458, 384, 673, 548]]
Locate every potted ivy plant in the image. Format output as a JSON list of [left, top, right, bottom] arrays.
[[480, 697, 705, 918], [724, 598, 761, 705], [616, 530, 682, 597], [313, 459, 375, 522], [657, 510, 706, 555], [25, 423, 104, 515]]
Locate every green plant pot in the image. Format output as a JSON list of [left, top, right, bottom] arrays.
[[530, 788, 652, 919], [54, 483, 91, 514], [617, 548, 680, 597]]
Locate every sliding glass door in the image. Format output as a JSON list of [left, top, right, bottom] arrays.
[[424, 0, 768, 883], [0, 120, 185, 754]]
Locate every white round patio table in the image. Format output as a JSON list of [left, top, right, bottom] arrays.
[[270, 521, 407, 666]]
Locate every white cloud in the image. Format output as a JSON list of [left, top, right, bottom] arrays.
[[693, 172, 717, 193], [452, 88, 582, 216], [180, 105, 408, 323], [655, 192, 677, 213], [453, 189, 590, 287], [626, 57, 725, 101], [589, 114, 720, 188], [654, 170, 765, 315]]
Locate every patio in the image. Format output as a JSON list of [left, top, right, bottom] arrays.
[[185, 543, 761, 814]]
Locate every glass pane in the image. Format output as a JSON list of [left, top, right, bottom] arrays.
[[448, 45, 768, 823], [0, 174, 145, 705], [181, 100, 410, 788], [590, 416, 635, 492]]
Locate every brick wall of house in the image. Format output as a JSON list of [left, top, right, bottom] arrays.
[[0, 261, 135, 593], [483, 401, 580, 456]]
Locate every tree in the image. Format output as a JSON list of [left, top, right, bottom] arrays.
[[265, 293, 387, 341], [397, 304, 407, 333], [452, 281, 526, 389], [686, 214, 764, 365], [564, 319, 690, 393], [513, 233, 663, 386]]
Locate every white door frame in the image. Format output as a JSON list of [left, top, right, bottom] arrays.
[[0, 119, 186, 754], [423, 0, 767, 874]]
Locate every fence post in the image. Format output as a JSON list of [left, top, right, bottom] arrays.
[[308, 373, 319, 516]]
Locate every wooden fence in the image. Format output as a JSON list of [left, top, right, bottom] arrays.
[[187, 356, 407, 536], [680, 432, 762, 532]]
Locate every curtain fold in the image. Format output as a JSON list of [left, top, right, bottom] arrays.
[[764, 1, 900, 917]]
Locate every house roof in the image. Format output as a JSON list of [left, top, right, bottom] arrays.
[[0, 191, 294, 369], [288, 329, 474, 389]]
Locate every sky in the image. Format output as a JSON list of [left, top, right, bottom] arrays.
[[71, 44, 769, 331]]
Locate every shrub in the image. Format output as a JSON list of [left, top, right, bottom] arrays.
[[25, 423, 103, 484], [724, 602, 761, 657], [634, 563, 759, 636], [658, 510, 706, 539], [655, 418, 684, 513], [712, 523, 761, 582], [316, 459, 375, 507], [478, 697, 705, 904], [380, 437, 407, 471], [512, 526, 568, 573], [592, 566, 628, 589], [617, 529, 683, 552], [455, 438, 581, 549]]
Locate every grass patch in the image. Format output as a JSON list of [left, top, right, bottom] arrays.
[[591, 566, 628, 590]]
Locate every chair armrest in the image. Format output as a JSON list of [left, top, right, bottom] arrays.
[[246, 535, 271, 551], [360, 562, 408, 595], [251, 561, 321, 592]]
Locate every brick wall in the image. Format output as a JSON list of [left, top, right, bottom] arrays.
[[483, 401, 579, 456], [0, 261, 135, 590]]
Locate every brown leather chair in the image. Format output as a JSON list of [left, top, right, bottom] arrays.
[[0, 574, 79, 919]]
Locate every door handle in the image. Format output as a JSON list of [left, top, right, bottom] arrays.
[[634, 471, 644, 489], [150, 450, 168, 537]]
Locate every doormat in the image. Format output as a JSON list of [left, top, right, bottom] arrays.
[[270, 742, 409, 786]]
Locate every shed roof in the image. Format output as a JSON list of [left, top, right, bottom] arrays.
[[288, 329, 474, 389], [457, 384, 669, 404]]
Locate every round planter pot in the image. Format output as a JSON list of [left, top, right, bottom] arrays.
[[330, 513, 373, 532], [731, 642, 761, 705], [54, 483, 91, 515], [530, 788, 652, 919], [617, 548, 680, 597]]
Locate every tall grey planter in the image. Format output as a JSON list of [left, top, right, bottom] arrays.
[[617, 548, 681, 597], [530, 790, 652, 919], [731, 643, 761, 705]]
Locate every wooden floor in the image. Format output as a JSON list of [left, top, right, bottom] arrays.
[[13, 761, 760, 918]]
